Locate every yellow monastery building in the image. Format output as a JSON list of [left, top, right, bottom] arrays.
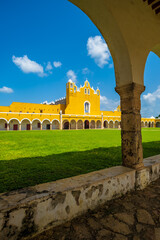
[[0, 80, 158, 131]]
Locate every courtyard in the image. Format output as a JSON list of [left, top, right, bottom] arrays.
[[0, 128, 160, 193]]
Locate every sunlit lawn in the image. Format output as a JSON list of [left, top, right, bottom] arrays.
[[0, 128, 160, 193]]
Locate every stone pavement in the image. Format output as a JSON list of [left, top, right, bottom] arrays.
[[31, 178, 160, 240]]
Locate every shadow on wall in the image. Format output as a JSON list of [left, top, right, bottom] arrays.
[[0, 142, 160, 193]]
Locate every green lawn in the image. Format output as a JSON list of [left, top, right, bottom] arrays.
[[0, 129, 160, 193]]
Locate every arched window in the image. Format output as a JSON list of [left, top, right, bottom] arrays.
[[88, 89, 90, 95], [70, 83, 73, 88], [74, 86, 76, 93], [84, 102, 90, 113], [85, 88, 87, 94]]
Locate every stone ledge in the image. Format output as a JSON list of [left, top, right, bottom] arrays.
[[0, 155, 160, 240]]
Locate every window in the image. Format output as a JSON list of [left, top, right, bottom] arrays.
[[85, 88, 87, 94], [70, 83, 73, 88], [74, 87, 76, 93], [86, 82, 88, 87], [40, 110, 43, 113], [88, 89, 90, 95], [84, 102, 90, 113]]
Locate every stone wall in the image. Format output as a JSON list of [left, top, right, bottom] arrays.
[[0, 155, 160, 240]]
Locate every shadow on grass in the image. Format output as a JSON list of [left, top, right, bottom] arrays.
[[0, 141, 160, 193]]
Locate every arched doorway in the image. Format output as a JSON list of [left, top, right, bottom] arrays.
[[109, 121, 113, 128], [21, 119, 31, 130], [63, 120, 69, 130], [90, 120, 95, 129], [42, 119, 51, 130], [104, 121, 108, 129], [84, 120, 89, 129], [32, 119, 41, 130], [148, 122, 151, 128], [52, 120, 60, 130], [156, 122, 160, 127], [9, 119, 20, 131], [96, 120, 101, 129], [77, 120, 83, 129], [0, 118, 8, 131], [70, 120, 76, 129]]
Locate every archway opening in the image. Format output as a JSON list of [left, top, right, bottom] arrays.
[[63, 120, 69, 130], [109, 121, 113, 128], [96, 120, 101, 129], [9, 119, 19, 131], [42, 120, 51, 130], [70, 120, 76, 130], [77, 120, 83, 129], [115, 121, 119, 129], [21, 119, 31, 130], [156, 122, 160, 127], [141, 122, 145, 128], [0, 119, 7, 131], [90, 120, 95, 129], [52, 120, 60, 130], [84, 120, 89, 129], [32, 119, 41, 130], [104, 121, 108, 129]]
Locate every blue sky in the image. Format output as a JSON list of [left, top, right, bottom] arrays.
[[0, 0, 159, 117]]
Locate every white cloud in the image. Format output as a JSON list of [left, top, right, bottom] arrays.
[[53, 61, 62, 68], [82, 67, 90, 75], [143, 86, 160, 104], [0, 86, 13, 93], [87, 36, 111, 68], [12, 55, 45, 77], [67, 70, 77, 83], [100, 95, 120, 111], [46, 62, 53, 71]]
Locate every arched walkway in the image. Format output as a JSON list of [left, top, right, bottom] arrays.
[[115, 121, 119, 129], [21, 119, 31, 130], [32, 119, 41, 130], [109, 121, 113, 128], [77, 120, 83, 129], [151, 122, 154, 128], [52, 120, 60, 130], [42, 119, 51, 130], [70, 120, 76, 130], [9, 119, 20, 131], [96, 120, 101, 129], [63, 120, 69, 130], [84, 120, 89, 129], [90, 120, 95, 129], [145, 121, 148, 128], [0, 118, 8, 130], [141, 122, 145, 128], [156, 122, 160, 128], [104, 121, 108, 129], [148, 122, 151, 128]]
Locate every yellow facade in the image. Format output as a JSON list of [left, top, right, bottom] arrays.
[[0, 80, 158, 131]]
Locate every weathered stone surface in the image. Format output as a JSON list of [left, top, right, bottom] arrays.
[[114, 234, 128, 240], [87, 217, 102, 231], [96, 229, 113, 240], [72, 223, 92, 239], [155, 228, 160, 240], [9, 208, 26, 229], [114, 212, 134, 225], [137, 209, 155, 225], [100, 215, 131, 235], [0, 213, 3, 231]]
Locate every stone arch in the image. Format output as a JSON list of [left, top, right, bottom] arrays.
[[0, 118, 8, 131], [90, 120, 95, 129], [21, 118, 31, 131], [115, 120, 119, 128], [77, 120, 83, 129], [141, 121, 145, 128], [109, 120, 114, 128], [9, 118, 20, 131], [96, 120, 101, 129], [63, 120, 69, 130], [104, 120, 108, 129], [151, 122, 154, 128], [32, 119, 41, 130], [70, 119, 76, 129], [84, 120, 89, 129], [145, 121, 148, 127], [148, 121, 151, 128], [42, 119, 51, 130], [52, 119, 60, 130]]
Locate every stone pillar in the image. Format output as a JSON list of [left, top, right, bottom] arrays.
[[101, 113, 103, 129], [30, 124, 32, 131], [60, 111, 62, 130], [7, 123, 9, 131], [113, 122, 115, 129], [50, 123, 52, 130], [19, 124, 21, 131], [115, 83, 145, 170], [76, 121, 77, 130], [40, 123, 42, 130]]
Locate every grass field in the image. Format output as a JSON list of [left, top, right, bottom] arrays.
[[0, 128, 160, 193]]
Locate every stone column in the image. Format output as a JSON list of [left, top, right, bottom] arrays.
[[60, 111, 62, 130], [7, 123, 9, 131], [113, 122, 115, 129], [101, 113, 103, 129], [19, 124, 21, 131], [50, 123, 52, 130], [115, 83, 145, 170]]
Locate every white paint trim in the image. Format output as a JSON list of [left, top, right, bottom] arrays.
[[0, 118, 8, 123], [21, 118, 32, 124], [42, 119, 51, 124], [8, 118, 21, 124], [32, 119, 42, 124], [51, 119, 60, 124]]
